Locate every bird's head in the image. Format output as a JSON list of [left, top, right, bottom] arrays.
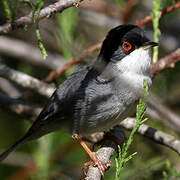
[[98, 24, 158, 75]]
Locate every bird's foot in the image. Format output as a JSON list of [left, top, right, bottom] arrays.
[[84, 154, 109, 176], [73, 134, 108, 176], [90, 152, 108, 175]]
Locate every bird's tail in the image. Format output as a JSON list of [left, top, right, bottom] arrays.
[[0, 134, 28, 162]]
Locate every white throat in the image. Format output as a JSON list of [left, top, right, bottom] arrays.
[[116, 47, 152, 75], [115, 47, 152, 92]]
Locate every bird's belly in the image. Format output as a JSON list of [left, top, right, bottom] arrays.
[[78, 100, 137, 136]]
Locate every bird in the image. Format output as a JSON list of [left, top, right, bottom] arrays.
[[0, 24, 158, 174]]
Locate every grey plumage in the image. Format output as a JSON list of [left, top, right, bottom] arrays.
[[0, 24, 157, 162]]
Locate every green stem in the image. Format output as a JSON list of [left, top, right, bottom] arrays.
[[152, 0, 162, 63], [2, 0, 12, 21], [36, 25, 48, 60]]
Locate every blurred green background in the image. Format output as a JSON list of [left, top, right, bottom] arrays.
[[0, 0, 180, 179]]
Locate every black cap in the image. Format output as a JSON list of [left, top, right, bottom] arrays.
[[99, 25, 154, 63]]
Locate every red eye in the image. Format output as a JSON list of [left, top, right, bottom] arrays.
[[122, 41, 132, 51]]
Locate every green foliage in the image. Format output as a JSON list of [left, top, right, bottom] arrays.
[[36, 25, 47, 60], [56, 7, 79, 75], [163, 160, 180, 179], [32, 0, 45, 22], [164, 0, 179, 7], [107, 156, 165, 180], [32, 0, 47, 60], [31, 134, 54, 180], [165, 0, 173, 7], [18, 0, 47, 59], [152, 0, 162, 63], [115, 0, 125, 6], [163, 170, 168, 180], [2, 0, 12, 21], [3, 0, 47, 59], [56, 7, 78, 61], [115, 79, 149, 179], [17, 0, 30, 4]]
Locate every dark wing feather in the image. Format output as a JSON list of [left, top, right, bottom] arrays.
[[25, 65, 97, 139], [0, 66, 95, 161]]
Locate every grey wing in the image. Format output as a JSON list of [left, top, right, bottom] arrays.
[[68, 68, 122, 135], [0, 65, 113, 161], [73, 67, 138, 136], [25, 66, 94, 140], [74, 79, 121, 135]]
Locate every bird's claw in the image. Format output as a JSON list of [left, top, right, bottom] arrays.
[[84, 153, 109, 176], [94, 157, 107, 175]]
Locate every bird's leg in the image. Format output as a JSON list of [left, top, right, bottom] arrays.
[[73, 134, 107, 175]]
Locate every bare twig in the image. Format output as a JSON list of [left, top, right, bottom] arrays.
[[85, 145, 114, 180], [85, 127, 125, 180], [151, 48, 180, 76], [45, 42, 102, 82], [120, 118, 180, 155], [0, 92, 41, 121], [0, 0, 84, 35], [135, 1, 180, 26], [0, 78, 21, 98], [0, 36, 65, 70], [0, 63, 55, 97]]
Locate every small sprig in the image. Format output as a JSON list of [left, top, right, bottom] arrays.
[[115, 79, 149, 179], [32, 0, 47, 59], [152, 0, 162, 63], [163, 160, 180, 179], [2, 0, 12, 21], [36, 25, 47, 60], [33, 0, 45, 22]]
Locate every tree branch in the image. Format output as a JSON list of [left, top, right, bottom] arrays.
[[120, 118, 180, 155], [0, 77, 21, 98], [0, 92, 41, 121], [45, 42, 102, 82], [85, 127, 125, 180], [150, 48, 180, 76], [0, 36, 65, 70], [0, 63, 55, 97], [135, 1, 180, 26], [0, 0, 84, 35]]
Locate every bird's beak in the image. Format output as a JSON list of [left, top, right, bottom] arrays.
[[142, 41, 159, 50]]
